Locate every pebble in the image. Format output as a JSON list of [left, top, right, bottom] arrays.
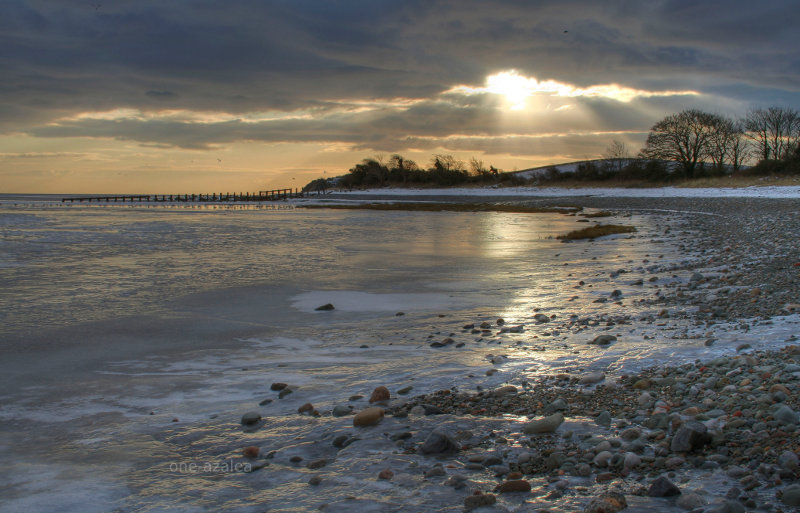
[[583, 492, 627, 513], [352, 407, 384, 427], [782, 484, 800, 507], [240, 412, 261, 426], [369, 386, 390, 403], [676, 492, 707, 510], [242, 446, 260, 459], [522, 412, 564, 434], [498, 479, 531, 493], [589, 335, 617, 346], [419, 431, 460, 454], [647, 475, 681, 497], [464, 492, 496, 511]]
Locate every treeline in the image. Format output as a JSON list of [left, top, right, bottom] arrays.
[[328, 154, 513, 190], [547, 106, 800, 183]]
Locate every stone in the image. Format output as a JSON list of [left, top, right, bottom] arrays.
[[242, 446, 260, 459], [315, 303, 335, 311], [593, 451, 613, 467], [623, 452, 641, 469], [595, 410, 612, 427], [424, 465, 446, 478], [464, 492, 496, 511], [534, 313, 550, 323], [353, 407, 384, 427], [493, 385, 518, 396], [774, 404, 799, 425], [778, 450, 799, 471], [308, 476, 322, 486], [332, 405, 351, 417], [671, 421, 711, 453], [307, 458, 327, 469], [782, 484, 800, 507], [583, 492, 627, 513], [579, 372, 605, 385], [240, 411, 262, 426], [498, 479, 531, 493], [647, 475, 681, 497], [377, 469, 394, 480], [369, 386, 390, 403], [710, 500, 745, 513], [298, 402, 314, 414], [420, 431, 460, 454], [270, 382, 288, 391], [590, 335, 617, 346], [397, 385, 413, 395], [523, 412, 564, 434], [677, 492, 707, 510]]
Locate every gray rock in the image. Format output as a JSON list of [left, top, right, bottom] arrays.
[[534, 313, 550, 323], [778, 450, 799, 471], [671, 421, 711, 453], [710, 500, 745, 513], [420, 431, 460, 455], [332, 405, 351, 417], [545, 398, 569, 414], [523, 412, 564, 434], [315, 303, 335, 311], [424, 464, 446, 477], [782, 484, 800, 507], [647, 475, 681, 497], [774, 404, 799, 425], [579, 372, 606, 385], [595, 410, 612, 427], [240, 411, 262, 426], [677, 492, 707, 509], [589, 335, 617, 346]]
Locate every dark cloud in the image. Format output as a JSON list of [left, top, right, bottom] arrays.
[[2, 0, 799, 156]]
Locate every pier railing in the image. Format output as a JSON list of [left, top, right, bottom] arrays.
[[61, 189, 304, 203]]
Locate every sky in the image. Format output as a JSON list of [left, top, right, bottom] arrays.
[[1, 0, 799, 193]]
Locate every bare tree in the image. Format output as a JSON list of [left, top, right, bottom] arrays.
[[640, 109, 721, 178], [431, 154, 464, 173], [706, 116, 749, 173], [743, 106, 800, 161], [603, 139, 629, 174], [469, 157, 489, 176]]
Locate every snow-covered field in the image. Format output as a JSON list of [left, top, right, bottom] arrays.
[[333, 184, 800, 199]]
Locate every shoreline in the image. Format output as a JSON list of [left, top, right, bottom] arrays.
[[2, 194, 799, 512], [224, 195, 800, 512]]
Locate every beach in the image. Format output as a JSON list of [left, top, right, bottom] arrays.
[[0, 191, 798, 512]]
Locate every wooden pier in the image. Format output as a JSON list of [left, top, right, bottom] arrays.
[[61, 188, 304, 204]]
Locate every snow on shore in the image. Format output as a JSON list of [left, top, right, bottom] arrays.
[[335, 185, 800, 199]]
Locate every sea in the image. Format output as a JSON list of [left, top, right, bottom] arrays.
[[0, 194, 797, 512]]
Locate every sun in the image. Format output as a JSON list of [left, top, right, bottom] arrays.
[[485, 71, 533, 110]]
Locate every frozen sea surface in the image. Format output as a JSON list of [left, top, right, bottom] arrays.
[[1, 195, 797, 512]]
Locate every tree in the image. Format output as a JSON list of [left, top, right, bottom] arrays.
[[603, 140, 629, 174], [706, 117, 748, 173], [640, 109, 722, 178], [743, 106, 800, 161], [469, 157, 489, 177]]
